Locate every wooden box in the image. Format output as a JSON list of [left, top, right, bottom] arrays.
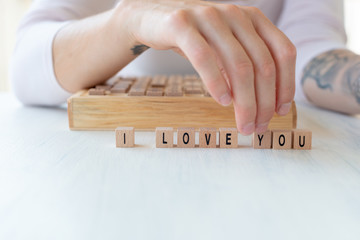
[[67, 75, 297, 131]]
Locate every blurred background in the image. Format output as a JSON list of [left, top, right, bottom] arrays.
[[0, 0, 360, 93]]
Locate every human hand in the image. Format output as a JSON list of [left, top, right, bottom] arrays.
[[115, 0, 296, 135]]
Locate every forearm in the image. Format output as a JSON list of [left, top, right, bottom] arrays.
[[53, 7, 146, 93], [301, 49, 360, 115]]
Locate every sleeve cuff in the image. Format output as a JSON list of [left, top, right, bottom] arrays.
[[11, 21, 73, 106]]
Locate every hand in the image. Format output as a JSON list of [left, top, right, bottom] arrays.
[[115, 0, 296, 135]]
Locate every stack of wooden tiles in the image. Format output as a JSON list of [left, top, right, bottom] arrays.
[[68, 75, 297, 130]]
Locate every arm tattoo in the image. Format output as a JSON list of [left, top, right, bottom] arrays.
[[345, 62, 360, 104], [301, 49, 360, 104], [131, 44, 150, 56], [301, 50, 350, 90]]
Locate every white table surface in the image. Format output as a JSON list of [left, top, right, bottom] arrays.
[[0, 93, 360, 240]]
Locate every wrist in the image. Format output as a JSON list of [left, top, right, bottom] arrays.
[[111, 0, 142, 46]]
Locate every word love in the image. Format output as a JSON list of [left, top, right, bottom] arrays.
[[116, 127, 312, 150]]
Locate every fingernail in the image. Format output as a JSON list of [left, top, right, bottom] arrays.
[[255, 122, 269, 133], [219, 93, 232, 106], [242, 122, 255, 135], [277, 102, 292, 116]]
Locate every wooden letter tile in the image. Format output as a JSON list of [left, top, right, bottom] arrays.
[[219, 128, 238, 148], [128, 87, 146, 96], [167, 75, 182, 85], [146, 87, 164, 96], [111, 87, 128, 94], [292, 129, 312, 150], [177, 127, 195, 148], [165, 91, 183, 97], [116, 127, 135, 148], [272, 130, 292, 150], [199, 128, 217, 148], [111, 82, 131, 93], [156, 127, 174, 148], [95, 85, 112, 90], [151, 75, 167, 87], [184, 87, 203, 95], [253, 130, 272, 149], [89, 88, 106, 95]]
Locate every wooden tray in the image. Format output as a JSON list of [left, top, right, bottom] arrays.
[[67, 75, 297, 131]]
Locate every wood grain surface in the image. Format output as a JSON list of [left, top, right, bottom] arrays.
[[68, 91, 297, 131]]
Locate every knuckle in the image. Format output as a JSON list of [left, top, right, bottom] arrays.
[[257, 59, 276, 80], [167, 9, 191, 31], [222, 4, 239, 16], [234, 61, 254, 80], [246, 6, 262, 16], [198, 6, 220, 20], [279, 42, 297, 62]]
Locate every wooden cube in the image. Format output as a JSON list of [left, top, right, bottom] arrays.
[[128, 87, 146, 96], [151, 75, 167, 87], [89, 88, 105, 95], [146, 88, 164, 96], [293, 129, 312, 150], [116, 127, 135, 148], [177, 127, 195, 148], [96, 85, 112, 90], [165, 90, 183, 97], [156, 127, 174, 148], [199, 128, 217, 148], [253, 130, 272, 149], [219, 128, 238, 148], [272, 130, 292, 150]]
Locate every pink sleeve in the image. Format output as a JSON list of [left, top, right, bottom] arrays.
[[277, 0, 347, 102], [10, 0, 116, 106]]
